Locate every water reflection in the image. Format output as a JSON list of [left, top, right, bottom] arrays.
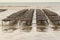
[[2, 25, 17, 32], [20, 25, 32, 32], [37, 25, 47, 32]]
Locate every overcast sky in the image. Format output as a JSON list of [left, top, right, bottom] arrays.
[[0, 0, 60, 2]]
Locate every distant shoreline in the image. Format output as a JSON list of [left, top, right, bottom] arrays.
[[0, 2, 60, 6]]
